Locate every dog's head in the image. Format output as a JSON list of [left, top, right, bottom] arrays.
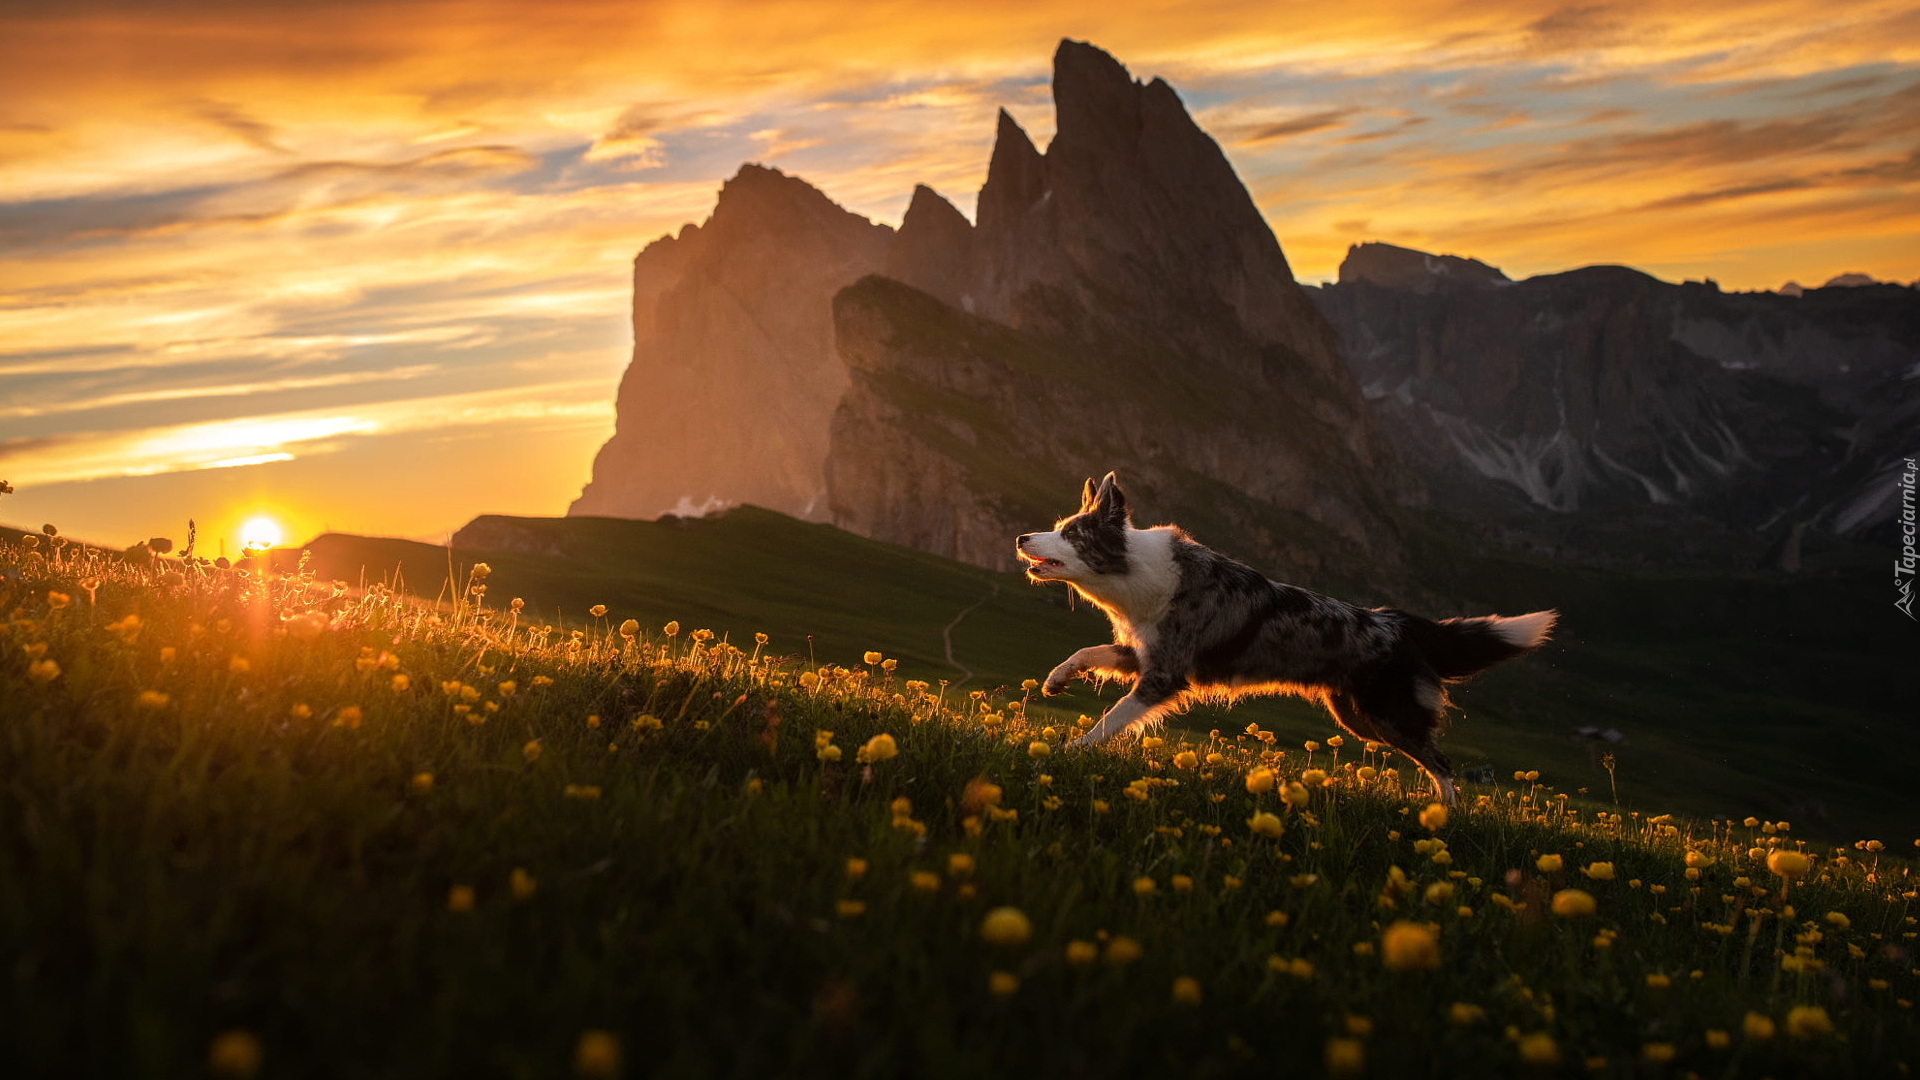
[[1015, 472, 1132, 583]]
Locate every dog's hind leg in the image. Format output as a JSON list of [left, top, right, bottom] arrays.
[[1043, 644, 1139, 696], [1333, 688, 1457, 804]]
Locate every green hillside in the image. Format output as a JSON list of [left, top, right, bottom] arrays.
[[279, 507, 1916, 846], [3, 531, 1914, 1078]]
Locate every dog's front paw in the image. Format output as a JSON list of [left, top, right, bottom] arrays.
[[1042, 676, 1072, 697]]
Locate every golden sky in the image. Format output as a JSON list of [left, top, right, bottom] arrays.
[[3, 0, 1917, 551]]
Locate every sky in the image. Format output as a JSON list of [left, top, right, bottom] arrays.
[[2, 0, 1917, 554]]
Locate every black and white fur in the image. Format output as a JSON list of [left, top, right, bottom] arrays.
[[1016, 473, 1556, 803]]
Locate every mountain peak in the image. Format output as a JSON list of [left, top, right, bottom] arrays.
[[1338, 242, 1510, 293]]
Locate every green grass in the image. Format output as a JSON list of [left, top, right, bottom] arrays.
[[273, 506, 1918, 848], [3, 532, 1917, 1078]]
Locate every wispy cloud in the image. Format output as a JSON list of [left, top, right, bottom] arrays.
[[0, 0, 1913, 544]]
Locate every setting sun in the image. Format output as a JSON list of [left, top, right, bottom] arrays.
[[239, 516, 283, 551]]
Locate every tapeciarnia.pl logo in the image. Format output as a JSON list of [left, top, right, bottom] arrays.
[[1897, 457, 1917, 620]]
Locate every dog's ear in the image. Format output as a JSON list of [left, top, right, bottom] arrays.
[[1079, 477, 1098, 513], [1092, 471, 1129, 523]]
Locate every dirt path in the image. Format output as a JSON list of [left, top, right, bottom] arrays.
[[942, 584, 999, 687]]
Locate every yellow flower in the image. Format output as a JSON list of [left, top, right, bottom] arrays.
[[1324, 1037, 1363, 1076], [1304, 741, 1320, 752], [947, 853, 975, 877], [863, 651, 883, 665], [1705, 1029, 1730, 1050], [1448, 1002, 1485, 1026], [46, 591, 71, 610], [1246, 767, 1276, 794], [1172, 750, 1198, 769], [510, 867, 537, 900], [859, 733, 899, 763], [1551, 889, 1596, 918], [1027, 741, 1051, 759], [1767, 850, 1812, 880], [565, 782, 602, 799], [1065, 940, 1098, 965], [799, 672, 820, 689], [1582, 862, 1615, 881], [1645, 973, 1671, 989], [1326, 735, 1345, 749], [1424, 881, 1455, 905], [1171, 874, 1193, 893], [1171, 976, 1202, 1005], [1105, 936, 1143, 965], [159, 646, 176, 663], [497, 680, 517, 697], [1419, 803, 1448, 831], [228, 655, 251, 674], [1824, 911, 1850, 929], [1684, 850, 1714, 869], [334, 706, 363, 729], [1381, 920, 1440, 971], [660, 621, 677, 637], [1516, 1032, 1559, 1067], [817, 745, 842, 762], [1281, 782, 1311, 809], [835, 899, 865, 918], [289, 703, 312, 720], [573, 1030, 622, 1079], [1301, 768, 1328, 787], [411, 772, 434, 793], [523, 740, 542, 763], [589, 604, 608, 618], [1536, 854, 1563, 873], [137, 689, 170, 709], [1248, 811, 1285, 839], [1132, 876, 1158, 897], [980, 907, 1033, 946], [207, 1029, 264, 1079], [447, 885, 475, 913], [988, 970, 1019, 996], [1743, 1012, 1776, 1041], [391, 674, 411, 692], [910, 870, 940, 892], [1642, 1043, 1675, 1064], [1265, 910, 1289, 928], [26, 657, 59, 684], [1786, 1006, 1832, 1039], [845, 857, 868, 879]]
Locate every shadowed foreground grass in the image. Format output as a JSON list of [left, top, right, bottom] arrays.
[[2, 534, 1916, 1078]]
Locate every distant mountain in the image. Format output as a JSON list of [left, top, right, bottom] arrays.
[[1312, 243, 1920, 552], [573, 40, 1407, 587], [571, 165, 892, 521]]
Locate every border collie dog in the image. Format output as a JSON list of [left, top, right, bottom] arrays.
[[1016, 473, 1555, 803]]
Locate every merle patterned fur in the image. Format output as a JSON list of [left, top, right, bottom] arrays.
[[1016, 473, 1556, 802]]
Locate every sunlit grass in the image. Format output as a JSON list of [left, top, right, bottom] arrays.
[[1, 527, 1915, 1077]]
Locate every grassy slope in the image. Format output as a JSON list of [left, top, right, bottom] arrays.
[[282, 508, 1917, 847], [1, 537, 1915, 1079]]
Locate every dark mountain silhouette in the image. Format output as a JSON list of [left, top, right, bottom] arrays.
[[574, 40, 1408, 586], [1312, 243, 1920, 555]]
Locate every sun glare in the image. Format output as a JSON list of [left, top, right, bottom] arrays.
[[240, 516, 284, 551]]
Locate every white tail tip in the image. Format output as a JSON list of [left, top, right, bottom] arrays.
[[1492, 610, 1557, 649]]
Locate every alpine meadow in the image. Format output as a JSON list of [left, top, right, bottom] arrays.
[[4, 11, 1919, 1080]]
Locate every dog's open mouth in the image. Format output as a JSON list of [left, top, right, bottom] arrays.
[[1019, 553, 1064, 572]]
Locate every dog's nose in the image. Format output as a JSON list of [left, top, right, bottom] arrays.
[[1016, 534, 1034, 547]]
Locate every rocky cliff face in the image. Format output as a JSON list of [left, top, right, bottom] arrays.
[[1312, 247, 1920, 545], [577, 40, 1409, 588], [571, 165, 893, 521], [822, 41, 1406, 583]]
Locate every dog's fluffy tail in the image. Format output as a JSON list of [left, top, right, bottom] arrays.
[[1406, 610, 1557, 680]]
